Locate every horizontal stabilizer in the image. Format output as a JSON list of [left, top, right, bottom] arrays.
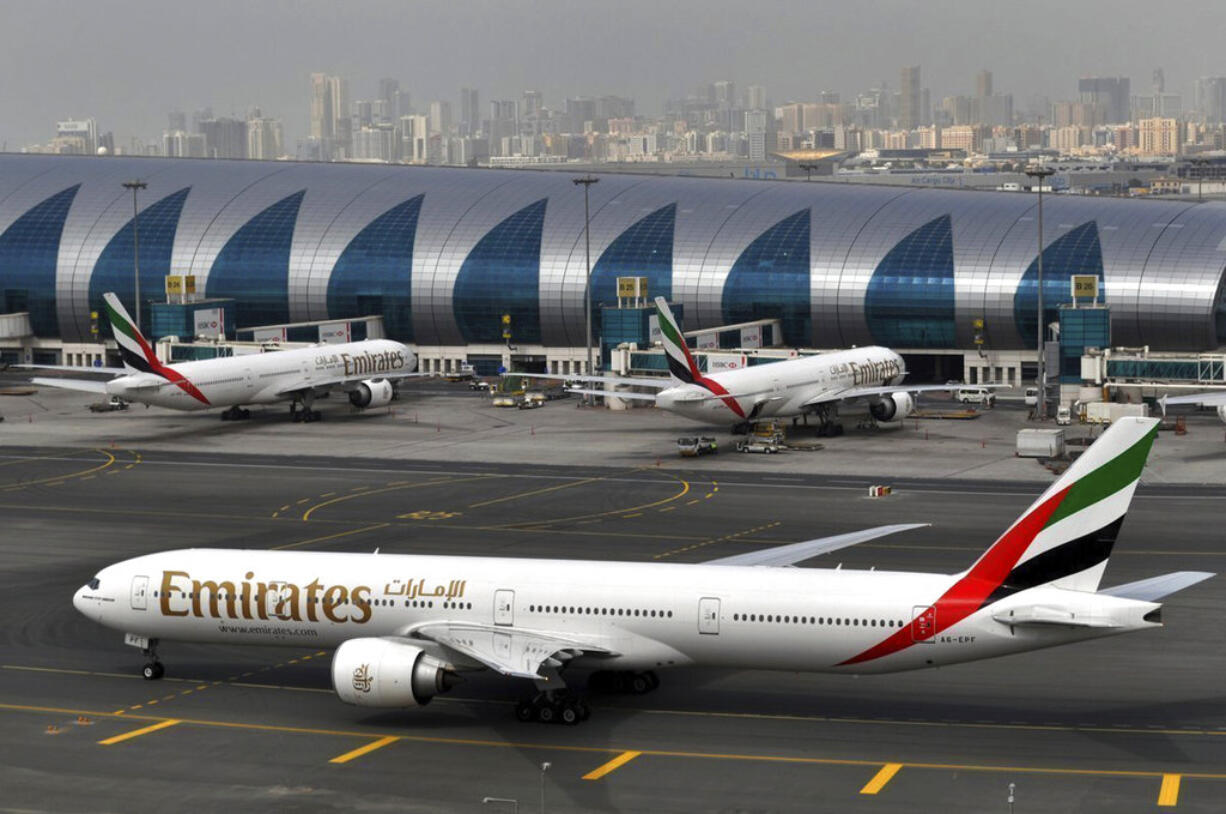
[[706, 523, 930, 567], [1099, 571, 1214, 602], [565, 387, 659, 402], [30, 377, 108, 394]]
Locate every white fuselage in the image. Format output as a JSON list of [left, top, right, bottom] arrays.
[[74, 548, 1154, 677], [105, 339, 414, 411], [656, 346, 905, 424]]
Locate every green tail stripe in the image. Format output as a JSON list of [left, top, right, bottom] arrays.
[[657, 308, 683, 349], [105, 300, 140, 344], [1044, 423, 1158, 528]]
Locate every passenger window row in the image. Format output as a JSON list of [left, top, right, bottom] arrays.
[[528, 604, 673, 619], [732, 613, 905, 628]]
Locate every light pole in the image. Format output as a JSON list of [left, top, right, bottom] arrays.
[[798, 162, 819, 181], [539, 761, 551, 814], [1024, 164, 1054, 420], [122, 180, 148, 332], [572, 176, 599, 397]]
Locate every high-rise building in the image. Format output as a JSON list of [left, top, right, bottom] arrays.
[[400, 114, 429, 163], [1153, 68, 1165, 94], [429, 100, 452, 136], [167, 110, 187, 133], [1079, 76, 1130, 123], [197, 117, 248, 159], [1195, 77, 1226, 123], [246, 116, 284, 160], [745, 109, 769, 161], [899, 66, 921, 130], [818, 90, 840, 105], [310, 73, 350, 158], [564, 97, 595, 133], [976, 69, 992, 99], [745, 84, 766, 111], [55, 118, 98, 154], [1138, 117, 1182, 155], [522, 90, 543, 119], [163, 130, 206, 158], [460, 87, 480, 135]]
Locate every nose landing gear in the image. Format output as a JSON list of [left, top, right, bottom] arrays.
[[138, 639, 164, 681]]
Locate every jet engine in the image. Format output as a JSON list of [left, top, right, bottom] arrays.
[[332, 638, 457, 707], [348, 379, 394, 409], [869, 391, 914, 422]]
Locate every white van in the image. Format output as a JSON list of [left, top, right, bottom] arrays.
[[1024, 387, 1038, 406], [956, 387, 996, 407]]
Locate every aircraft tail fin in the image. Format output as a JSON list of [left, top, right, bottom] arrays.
[[654, 297, 701, 386], [103, 292, 158, 374], [960, 417, 1159, 598]]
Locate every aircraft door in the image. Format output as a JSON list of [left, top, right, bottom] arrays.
[[698, 597, 720, 635], [130, 575, 149, 611], [911, 605, 936, 643], [494, 589, 515, 626]]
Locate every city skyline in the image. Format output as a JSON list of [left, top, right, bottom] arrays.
[[4, 0, 1226, 150]]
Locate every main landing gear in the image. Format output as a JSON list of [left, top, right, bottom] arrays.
[[290, 401, 322, 423], [515, 691, 590, 725], [220, 405, 251, 421], [140, 639, 164, 681]]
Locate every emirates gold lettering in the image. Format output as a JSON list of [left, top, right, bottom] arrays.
[[339, 350, 406, 377], [158, 570, 377, 625]]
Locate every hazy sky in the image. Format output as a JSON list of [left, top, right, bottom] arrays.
[[2, 0, 1224, 149]]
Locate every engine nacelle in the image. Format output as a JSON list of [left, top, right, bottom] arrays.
[[870, 391, 914, 422], [348, 378, 394, 409], [332, 638, 456, 707]]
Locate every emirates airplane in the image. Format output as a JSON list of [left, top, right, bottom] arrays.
[[30, 293, 419, 422], [73, 417, 1210, 725], [524, 298, 976, 432]]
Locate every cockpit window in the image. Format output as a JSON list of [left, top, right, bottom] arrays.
[[88, 578, 100, 590]]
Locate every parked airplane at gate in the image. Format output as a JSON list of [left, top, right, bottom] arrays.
[[29, 293, 420, 421], [1161, 390, 1226, 425], [519, 297, 984, 432], [73, 417, 1210, 724]]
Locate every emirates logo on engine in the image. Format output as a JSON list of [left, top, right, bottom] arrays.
[[352, 663, 373, 693]]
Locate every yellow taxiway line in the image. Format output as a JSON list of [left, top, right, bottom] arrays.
[[329, 735, 400, 764], [583, 750, 642, 780], [860, 762, 903, 794], [97, 718, 180, 745], [272, 522, 391, 551], [1158, 773, 1181, 807]]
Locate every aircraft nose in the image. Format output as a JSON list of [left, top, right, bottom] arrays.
[[72, 585, 87, 614]]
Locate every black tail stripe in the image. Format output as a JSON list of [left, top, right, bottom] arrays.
[[119, 346, 156, 375], [666, 355, 694, 384], [981, 516, 1126, 607]]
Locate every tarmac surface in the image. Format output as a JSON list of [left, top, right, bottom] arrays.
[[1, 378, 1224, 812]]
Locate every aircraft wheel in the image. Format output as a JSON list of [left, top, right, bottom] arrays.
[[560, 702, 580, 726], [142, 662, 164, 681], [536, 703, 555, 724], [645, 670, 660, 691], [630, 673, 651, 694], [515, 700, 535, 722]]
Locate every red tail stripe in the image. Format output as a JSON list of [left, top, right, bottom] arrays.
[[131, 324, 210, 405], [840, 485, 1071, 666]]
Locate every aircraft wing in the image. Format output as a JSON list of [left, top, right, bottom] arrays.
[[1160, 391, 1226, 413], [30, 377, 109, 394], [565, 387, 659, 402], [819, 383, 993, 405], [513, 372, 670, 389], [705, 523, 930, 567], [15, 363, 127, 375], [1099, 571, 1214, 601], [411, 622, 617, 680]]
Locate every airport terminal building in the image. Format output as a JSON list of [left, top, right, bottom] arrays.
[[1, 154, 1224, 379]]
